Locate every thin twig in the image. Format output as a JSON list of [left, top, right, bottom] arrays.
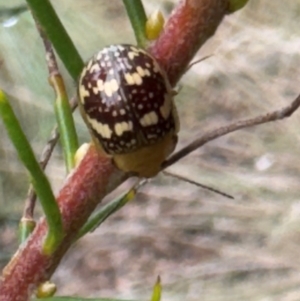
[[22, 97, 77, 219], [163, 170, 234, 199], [185, 54, 213, 73], [37, 22, 58, 75], [26, 0, 84, 80], [22, 17, 78, 222], [36, 22, 78, 172], [0, 91, 63, 253], [163, 94, 300, 169]]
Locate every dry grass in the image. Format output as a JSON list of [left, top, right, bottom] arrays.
[[1, 0, 300, 300]]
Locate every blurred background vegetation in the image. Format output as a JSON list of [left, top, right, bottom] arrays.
[[1, 0, 300, 300]]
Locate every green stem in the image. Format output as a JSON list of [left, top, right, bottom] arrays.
[[25, 0, 84, 80], [77, 181, 144, 240], [122, 0, 148, 47], [0, 90, 63, 254], [151, 276, 162, 301], [18, 217, 36, 243], [52, 76, 78, 172], [228, 0, 250, 12]]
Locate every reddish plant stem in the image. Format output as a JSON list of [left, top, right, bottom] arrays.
[[0, 1, 230, 300], [0, 146, 126, 301], [149, 0, 229, 86]]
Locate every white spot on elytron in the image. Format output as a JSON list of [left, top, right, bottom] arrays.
[[120, 140, 125, 145], [104, 55, 110, 61], [90, 63, 100, 73], [142, 96, 148, 101], [124, 73, 134, 85], [147, 133, 158, 139], [88, 82, 92, 88], [140, 111, 159, 127], [120, 108, 126, 115], [79, 85, 90, 103], [153, 61, 160, 73], [132, 89, 137, 94], [160, 96, 172, 119], [87, 116, 112, 139], [92, 86, 98, 95], [104, 79, 119, 97], [80, 67, 87, 79], [114, 121, 133, 136], [136, 66, 145, 77], [112, 110, 117, 117], [132, 73, 142, 85], [98, 107, 102, 113], [117, 95, 122, 101], [135, 47, 147, 55], [128, 51, 139, 60], [119, 63, 126, 70], [149, 92, 154, 98], [114, 51, 120, 57], [138, 104, 143, 110], [96, 52, 102, 60], [144, 69, 151, 76], [110, 79, 119, 92], [131, 139, 136, 144], [87, 107, 97, 114], [109, 69, 114, 75], [104, 82, 112, 97], [106, 61, 112, 68], [97, 79, 104, 91], [109, 142, 115, 147], [145, 63, 151, 67], [87, 59, 93, 71], [100, 62, 106, 68]]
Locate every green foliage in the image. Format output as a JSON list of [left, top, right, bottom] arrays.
[[25, 0, 84, 80], [0, 90, 63, 254], [32, 297, 138, 301], [122, 0, 147, 47], [228, 0, 249, 12], [77, 182, 141, 239]]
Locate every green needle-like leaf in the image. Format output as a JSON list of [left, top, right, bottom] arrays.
[[151, 276, 162, 301], [52, 76, 78, 172], [25, 0, 84, 80], [18, 217, 36, 243], [122, 0, 148, 47], [0, 90, 63, 254], [228, 0, 250, 12], [31, 297, 136, 301], [77, 181, 146, 240]]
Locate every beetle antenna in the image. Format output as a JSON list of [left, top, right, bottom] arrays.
[[185, 54, 213, 72], [162, 170, 234, 199]]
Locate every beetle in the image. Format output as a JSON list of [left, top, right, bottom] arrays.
[[78, 44, 179, 178]]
